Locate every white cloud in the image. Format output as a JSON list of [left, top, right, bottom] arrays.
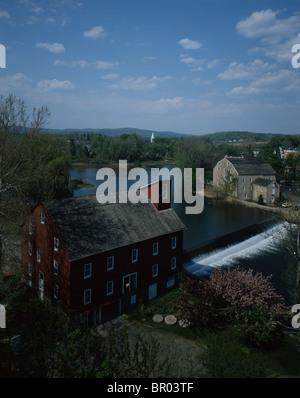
[[109, 75, 171, 90], [94, 60, 118, 69], [54, 60, 66, 66], [37, 79, 75, 91], [0, 73, 32, 92], [155, 97, 183, 110], [31, 6, 44, 14], [228, 69, 300, 96], [177, 38, 202, 50], [27, 15, 37, 25], [71, 59, 88, 68], [218, 60, 271, 80], [179, 54, 205, 70], [45, 17, 56, 25], [0, 11, 10, 18], [101, 73, 119, 80], [83, 25, 106, 39], [36, 42, 66, 54], [207, 59, 219, 69], [237, 9, 300, 44]]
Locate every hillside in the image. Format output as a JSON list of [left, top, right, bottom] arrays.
[[42, 127, 293, 142], [42, 127, 188, 139]]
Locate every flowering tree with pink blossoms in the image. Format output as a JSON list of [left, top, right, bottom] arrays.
[[179, 267, 287, 330]]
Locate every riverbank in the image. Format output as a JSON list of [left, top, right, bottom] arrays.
[[203, 186, 283, 215]]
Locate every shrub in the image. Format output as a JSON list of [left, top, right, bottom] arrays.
[[198, 333, 277, 378], [236, 305, 283, 348]]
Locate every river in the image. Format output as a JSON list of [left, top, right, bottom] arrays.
[[69, 165, 297, 305]]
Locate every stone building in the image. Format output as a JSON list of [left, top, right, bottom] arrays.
[[213, 156, 280, 204]]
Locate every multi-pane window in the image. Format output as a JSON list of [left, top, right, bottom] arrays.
[[53, 260, 58, 276], [28, 242, 32, 256], [107, 256, 114, 271], [131, 248, 138, 263], [29, 223, 33, 235], [153, 242, 158, 256], [36, 248, 41, 263], [84, 288, 91, 305], [123, 273, 137, 294], [106, 280, 114, 296], [152, 264, 158, 277], [171, 236, 177, 249], [171, 257, 176, 270], [162, 183, 168, 200], [54, 238, 59, 252], [28, 263, 32, 276], [84, 262, 92, 279]]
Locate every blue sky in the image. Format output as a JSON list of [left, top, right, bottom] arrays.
[[1, 0, 300, 135]]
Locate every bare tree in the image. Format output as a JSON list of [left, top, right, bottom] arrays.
[[0, 94, 50, 273]]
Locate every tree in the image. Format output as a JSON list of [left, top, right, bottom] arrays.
[[0, 94, 50, 273], [179, 267, 286, 328], [277, 208, 300, 303]]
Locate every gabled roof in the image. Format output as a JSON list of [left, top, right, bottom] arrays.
[[45, 195, 186, 262], [252, 177, 278, 187], [225, 157, 276, 176]]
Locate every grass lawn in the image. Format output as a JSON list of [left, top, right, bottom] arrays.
[[127, 287, 300, 378]]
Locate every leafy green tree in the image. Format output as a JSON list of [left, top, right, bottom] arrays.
[[236, 305, 283, 348]]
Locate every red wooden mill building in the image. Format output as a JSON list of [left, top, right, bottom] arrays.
[[21, 181, 185, 325]]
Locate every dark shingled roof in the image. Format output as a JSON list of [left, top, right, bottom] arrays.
[[226, 157, 276, 176], [46, 195, 186, 262], [252, 177, 277, 187]]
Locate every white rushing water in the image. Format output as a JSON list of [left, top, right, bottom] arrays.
[[184, 222, 288, 278]]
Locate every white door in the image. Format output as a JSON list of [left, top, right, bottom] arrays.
[[148, 283, 157, 300]]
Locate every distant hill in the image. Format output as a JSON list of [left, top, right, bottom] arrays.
[[42, 127, 189, 139], [200, 131, 286, 142], [42, 127, 290, 141]]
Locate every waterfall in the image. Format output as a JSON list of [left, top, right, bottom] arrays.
[[184, 222, 288, 279]]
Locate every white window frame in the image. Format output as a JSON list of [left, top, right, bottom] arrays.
[[84, 262, 92, 279], [152, 264, 158, 278], [123, 272, 137, 294], [53, 260, 58, 276], [171, 257, 176, 270], [131, 248, 138, 263], [29, 223, 33, 235], [36, 248, 41, 263], [171, 236, 177, 249], [54, 237, 59, 252], [107, 256, 114, 271], [106, 280, 114, 296], [28, 242, 32, 256], [153, 242, 159, 256], [28, 263, 32, 276], [84, 288, 91, 305], [162, 183, 168, 200]]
